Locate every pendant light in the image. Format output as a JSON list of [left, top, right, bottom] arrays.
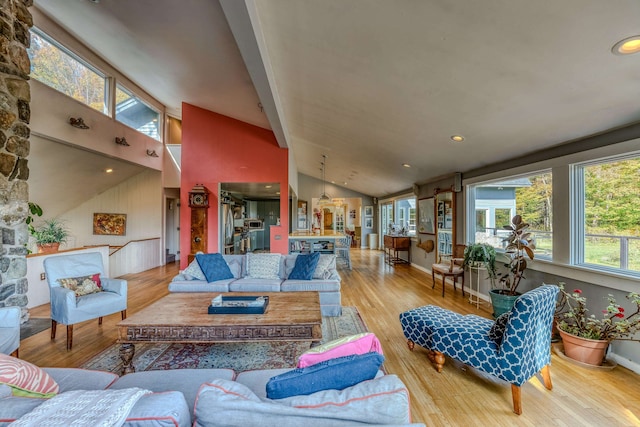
[[318, 154, 331, 205]]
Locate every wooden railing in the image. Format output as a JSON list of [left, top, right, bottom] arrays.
[[107, 238, 162, 277]]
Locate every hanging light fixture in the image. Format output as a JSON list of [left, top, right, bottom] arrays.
[[318, 154, 331, 205]]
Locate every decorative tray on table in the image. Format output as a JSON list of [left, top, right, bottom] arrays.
[[207, 295, 269, 314]]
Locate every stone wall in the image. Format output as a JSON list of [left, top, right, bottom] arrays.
[[0, 0, 32, 322]]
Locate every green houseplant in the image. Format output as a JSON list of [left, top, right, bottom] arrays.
[[462, 243, 497, 285], [30, 218, 70, 254], [490, 215, 535, 317], [555, 284, 640, 365]]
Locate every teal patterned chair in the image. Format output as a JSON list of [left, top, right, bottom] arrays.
[[400, 284, 559, 415]]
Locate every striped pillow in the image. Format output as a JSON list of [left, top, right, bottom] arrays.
[[0, 354, 59, 398]]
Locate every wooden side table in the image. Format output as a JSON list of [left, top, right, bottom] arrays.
[[383, 235, 411, 265]]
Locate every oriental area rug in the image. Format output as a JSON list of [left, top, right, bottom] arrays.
[[82, 306, 368, 374]]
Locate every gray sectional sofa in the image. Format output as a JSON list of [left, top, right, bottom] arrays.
[[1, 367, 425, 426], [169, 253, 342, 316]]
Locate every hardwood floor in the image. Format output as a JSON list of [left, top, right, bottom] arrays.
[[21, 250, 640, 426]]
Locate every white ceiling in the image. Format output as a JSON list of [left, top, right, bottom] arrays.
[[32, 0, 640, 198]]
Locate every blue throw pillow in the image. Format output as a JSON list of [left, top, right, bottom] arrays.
[[266, 352, 384, 399], [488, 312, 510, 347], [288, 252, 321, 280], [196, 253, 234, 282]]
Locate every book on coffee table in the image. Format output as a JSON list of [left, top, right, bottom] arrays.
[[208, 295, 269, 314]]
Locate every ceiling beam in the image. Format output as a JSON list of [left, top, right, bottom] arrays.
[[220, 0, 290, 149]]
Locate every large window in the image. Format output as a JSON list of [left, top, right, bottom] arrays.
[[28, 28, 107, 113], [381, 196, 416, 236], [467, 171, 552, 258], [115, 84, 161, 140], [574, 155, 640, 273], [28, 28, 162, 141]]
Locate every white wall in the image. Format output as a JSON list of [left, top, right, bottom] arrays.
[[60, 169, 163, 248]]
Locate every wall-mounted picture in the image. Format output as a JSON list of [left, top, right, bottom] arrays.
[[418, 197, 435, 234], [364, 206, 373, 217], [93, 213, 127, 236], [364, 217, 373, 229]]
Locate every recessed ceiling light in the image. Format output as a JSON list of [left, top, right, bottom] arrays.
[[450, 135, 465, 142], [612, 35, 640, 55], [343, 182, 347, 185], [402, 163, 411, 168], [105, 168, 113, 173], [265, 185, 272, 189], [331, 181, 336, 184]]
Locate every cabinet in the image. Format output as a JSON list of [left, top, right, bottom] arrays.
[[250, 230, 264, 251], [435, 190, 455, 261], [383, 235, 411, 265], [335, 207, 345, 233]]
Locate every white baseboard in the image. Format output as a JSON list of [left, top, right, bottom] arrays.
[[608, 352, 640, 374], [410, 263, 430, 274]]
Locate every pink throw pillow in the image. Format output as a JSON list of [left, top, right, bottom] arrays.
[[297, 332, 383, 368], [0, 354, 59, 398]]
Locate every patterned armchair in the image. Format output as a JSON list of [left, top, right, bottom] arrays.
[[0, 306, 20, 357], [400, 284, 559, 415], [43, 252, 128, 350]]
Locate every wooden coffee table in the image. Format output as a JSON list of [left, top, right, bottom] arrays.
[[116, 291, 322, 374]]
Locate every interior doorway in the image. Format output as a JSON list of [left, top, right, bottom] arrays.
[[165, 195, 180, 263]]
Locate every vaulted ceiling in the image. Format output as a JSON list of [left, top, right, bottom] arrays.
[[33, 0, 640, 198]]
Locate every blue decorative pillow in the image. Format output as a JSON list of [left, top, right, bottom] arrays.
[[266, 352, 384, 399], [196, 253, 234, 282], [288, 252, 320, 280], [488, 312, 510, 347]]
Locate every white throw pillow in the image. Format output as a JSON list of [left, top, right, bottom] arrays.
[[247, 253, 281, 279], [312, 254, 334, 279], [183, 258, 206, 281]]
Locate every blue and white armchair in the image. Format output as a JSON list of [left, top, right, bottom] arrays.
[[400, 284, 559, 415], [0, 306, 20, 357], [43, 252, 128, 350]]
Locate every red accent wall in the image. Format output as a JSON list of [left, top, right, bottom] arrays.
[[180, 103, 289, 268]]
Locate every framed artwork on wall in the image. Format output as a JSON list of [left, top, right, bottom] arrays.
[[93, 213, 127, 236], [418, 197, 435, 234], [364, 206, 373, 217], [364, 217, 373, 229]]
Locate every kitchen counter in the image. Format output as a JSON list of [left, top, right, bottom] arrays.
[[289, 231, 345, 239], [289, 231, 346, 254]]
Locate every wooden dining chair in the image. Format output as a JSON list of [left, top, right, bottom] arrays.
[[431, 244, 466, 297]]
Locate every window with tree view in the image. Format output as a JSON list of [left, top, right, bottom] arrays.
[[576, 155, 640, 273], [28, 29, 106, 113], [468, 171, 552, 258]]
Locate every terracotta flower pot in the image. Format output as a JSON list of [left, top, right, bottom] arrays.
[[37, 243, 60, 254], [558, 329, 609, 366]]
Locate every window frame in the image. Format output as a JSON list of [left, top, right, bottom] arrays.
[[28, 26, 165, 142], [571, 153, 640, 277], [29, 27, 109, 115], [115, 83, 162, 141], [466, 169, 553, 260], [379, 193, 417, 237], [463, 138, 640, 294]]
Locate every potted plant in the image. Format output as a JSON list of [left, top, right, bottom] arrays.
[[462, 243, 497, 285], [555, 284, 640, 366], [490, 215, 535, 317], [30, 218, 70, 254]]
